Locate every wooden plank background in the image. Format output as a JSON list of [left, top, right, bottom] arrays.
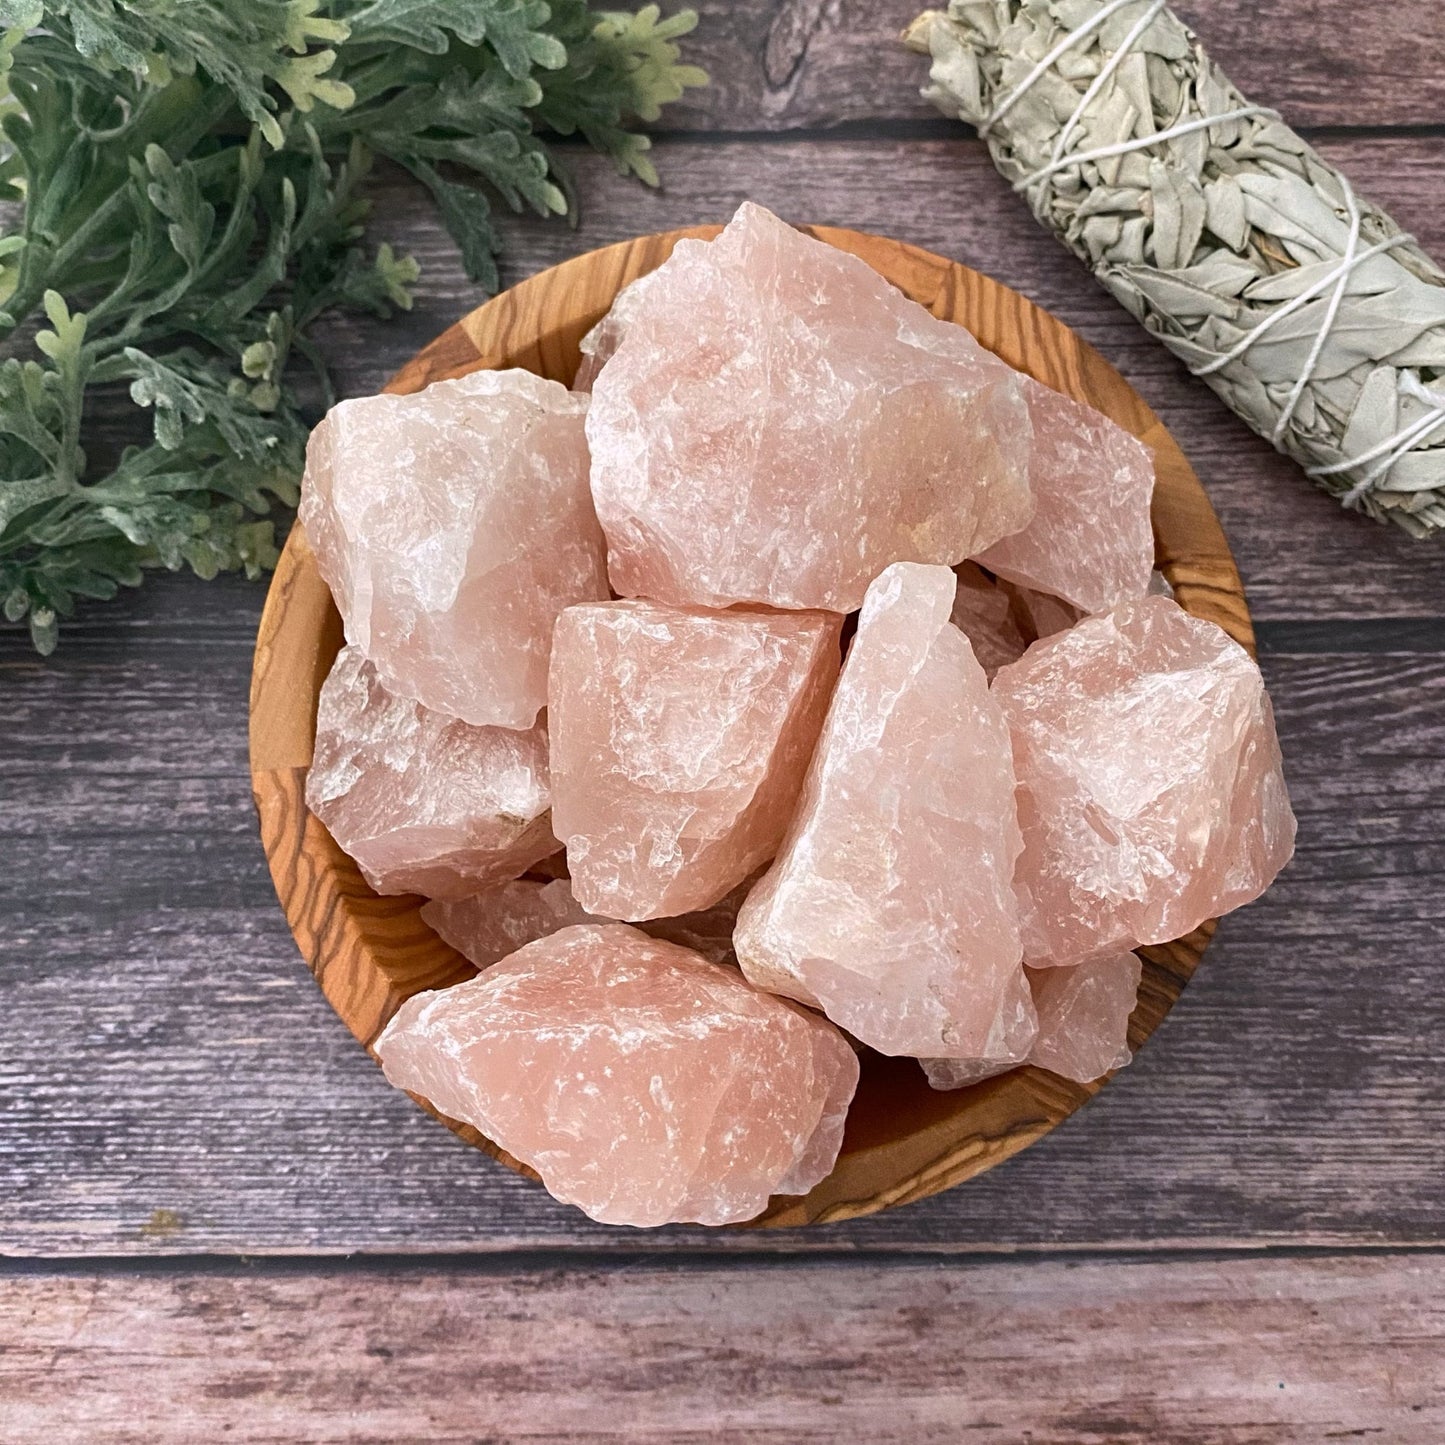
[[3, 1254, 1443, 1443], [3, 0, 1444, 1437]]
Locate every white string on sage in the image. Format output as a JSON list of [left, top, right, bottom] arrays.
[[904, 0, 1445, 539]]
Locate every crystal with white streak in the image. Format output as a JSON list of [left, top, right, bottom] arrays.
[[585, 202, 1034, 613], [305, 646, 555, 898], [995, 596, 1297, 967], [735, 562, 1034, 1062], [375, 924, 860, 1227], [549, 600, 842, 920], [300, 368, 606, 728]]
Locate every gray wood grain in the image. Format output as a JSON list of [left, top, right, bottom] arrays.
[[3, 596, 1441, 1254], [661, 0, 1445, 132], [327, 134, 1445, 625], [2, 67, 1442, 1263], [4, 1254, 1443, 1442]]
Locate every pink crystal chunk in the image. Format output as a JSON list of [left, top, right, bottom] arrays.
[[305, 646, 555, 898], [995, 595, 1297, 967], [422, 878, 747, 969], [300, 368, 607, 728], [549, 600, 842, 920], [920, 952, 1141, 1090], [573, 266, 662, 393], [375, 924, 860, 1226], [585, 202, 1034, 612], [735, 563, 1034, 1061], [975, 381, 1156, 615], [1027, 952, 1143, 1083]]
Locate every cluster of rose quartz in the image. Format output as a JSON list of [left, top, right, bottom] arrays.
[[299, 202, 1296, 1229]]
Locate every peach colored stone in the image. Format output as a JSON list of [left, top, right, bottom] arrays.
[[975, 381, 1156, 615], [1027, 952, 1143, 1083], [735, 563, 1035, 1062], [305, 646, 555, 898], [422, 878, 747, 969], [549, 600, 842, 921], [375, 924, 860, 1227], [584, 202, 1034, 613], [995, 596, 1297, 967], [573, 266, 661, 393], [920, 951, 1141, 1090], [300, 368, 607, 728]]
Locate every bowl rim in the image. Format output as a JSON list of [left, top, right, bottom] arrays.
[[249, 222, 1247, 1230]]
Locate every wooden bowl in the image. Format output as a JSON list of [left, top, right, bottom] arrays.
[[249, 225, 1250, 1228]]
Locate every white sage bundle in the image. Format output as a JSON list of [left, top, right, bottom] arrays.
[[904, 0, 1445, 538]]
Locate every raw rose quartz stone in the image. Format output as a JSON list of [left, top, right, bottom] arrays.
[[913, 963, 1040, 1090], [950, 563, 1030, 678], [305, 646, 556, 898], [920, 952, 1141, 1090], [974, 381, 1156, 615], [300, 368, 607, 728], [422, 879, 595, 967], [573, 266, 662, 393], [585, 202, 1034, 612], [734, 563, 1035, 1062], [375, 924, 860, 1227], [549, 601, 842, 920], [995, 595, 1297, 967], [422, 878, 747, 969], [1027, 952, 1143, 1083]]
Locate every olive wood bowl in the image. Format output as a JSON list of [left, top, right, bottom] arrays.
[[249, 224, 1251, 1228]]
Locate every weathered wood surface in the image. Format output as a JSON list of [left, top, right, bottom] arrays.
[[3, 1254, 1443, 1442], [4, 600, 1441, 1253], [664, 0, 1445, 131]]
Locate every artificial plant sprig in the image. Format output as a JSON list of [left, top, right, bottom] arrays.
[[0, 0, 703, 652]]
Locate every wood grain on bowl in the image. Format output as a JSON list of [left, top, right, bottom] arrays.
[[248, 226, 1249, 1227]]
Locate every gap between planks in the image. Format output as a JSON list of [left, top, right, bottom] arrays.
[[8, 1240, 1445, 1277]]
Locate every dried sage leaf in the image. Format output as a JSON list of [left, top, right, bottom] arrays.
[[904, 1, 1445, 538]]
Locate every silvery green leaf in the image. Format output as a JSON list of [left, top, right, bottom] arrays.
[[1203, 175, 1248, 250], [1076, 186, 1145, 217], [1125, 266, 1242, 319]]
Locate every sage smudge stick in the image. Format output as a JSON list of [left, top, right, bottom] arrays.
[[904, 0, 1445, 538]]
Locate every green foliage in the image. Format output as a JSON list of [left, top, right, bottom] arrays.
[[0, 0, 704, 651]]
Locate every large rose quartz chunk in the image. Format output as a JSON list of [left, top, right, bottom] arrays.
[[735, 563, 1035, 1062], [921, 952, 1142, 1090], [995, 596, 1297, 967], [305, 646, 556, 898], [300, 369, 607, 728], [549, 601, 842, 920], [422, 878, 747, 969], [375, 924, 860, 1227], [585, 202, 1034, 612], [974, 381, 1157, 615], [1027, 953, 1143, 1083]]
